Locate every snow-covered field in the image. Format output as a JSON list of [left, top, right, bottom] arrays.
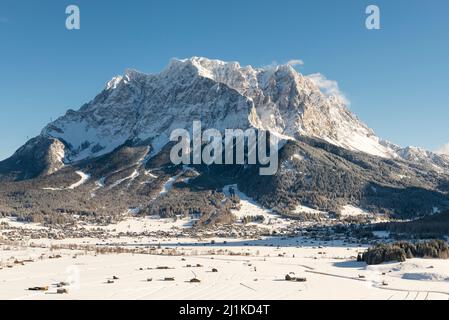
[[1, 187, 448, 300], [223, 185, 290, 229], [0, 218, 46, 231], [1, 237, 449, 300], [340, 205, 369, 217]]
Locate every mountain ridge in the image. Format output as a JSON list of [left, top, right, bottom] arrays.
[[5, 56, 447, 177], [1, 57, 448, 224]]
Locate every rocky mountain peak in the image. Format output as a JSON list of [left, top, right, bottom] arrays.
[[3, 57, 449, 178]]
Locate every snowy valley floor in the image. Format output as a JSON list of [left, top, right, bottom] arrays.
[[1, 233, 449, 300]]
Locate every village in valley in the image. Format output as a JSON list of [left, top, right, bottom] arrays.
[[1, 206, 449, 300]]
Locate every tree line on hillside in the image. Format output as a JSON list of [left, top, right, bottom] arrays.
[[359, 240, 449, 265]]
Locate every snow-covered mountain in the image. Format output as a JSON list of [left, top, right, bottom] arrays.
[[1, 57, 449, 223], [436, 143, 449, 156], [15, 56, 439, 173]]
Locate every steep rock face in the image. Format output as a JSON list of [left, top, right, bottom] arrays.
[[42, 60, 253, 163], [38, 57, 398, 165], [185, 57, 395, 158], [396, 146, 449, 172], [0, 137, 65, 181]]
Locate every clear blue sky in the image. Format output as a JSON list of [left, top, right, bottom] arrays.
[[1, 0, 448, 160]]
